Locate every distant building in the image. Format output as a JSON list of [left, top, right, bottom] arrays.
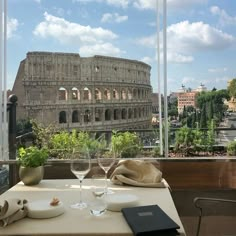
[[11, 51, 153, 131], [151, 93, 164, 114], [151, 93, 159, 113], [176, 84, 207, 114], [177, 91, 198, 113], [225, 80, 236, 112], [194, 83, 207, 93]]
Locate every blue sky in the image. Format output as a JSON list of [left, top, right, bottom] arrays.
[[6, 0, 236, 94]]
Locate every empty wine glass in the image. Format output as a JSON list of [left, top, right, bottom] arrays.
[[70, 149, 91, 209], [97, 149, 116, 194]]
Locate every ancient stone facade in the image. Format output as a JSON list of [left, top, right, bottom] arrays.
[[12, 51, 152, 131]]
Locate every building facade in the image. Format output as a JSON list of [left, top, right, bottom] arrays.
[[225, 79, 236, 112], [12, 52, 153, 131], [177, 84, 207, 114], [151, 93, 160, 113]]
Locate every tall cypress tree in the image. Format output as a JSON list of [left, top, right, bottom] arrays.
[[200, 104, 207, 128], [208, 99, 214, 120]]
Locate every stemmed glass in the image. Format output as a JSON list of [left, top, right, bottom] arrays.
[[97, 149, 116, 194], [70, 148, 91, 209]]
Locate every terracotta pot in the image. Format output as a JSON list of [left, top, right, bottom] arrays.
[[19, 166, 44, 185]]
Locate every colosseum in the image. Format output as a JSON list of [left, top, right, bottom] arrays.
[[12, 51, 153, 131]]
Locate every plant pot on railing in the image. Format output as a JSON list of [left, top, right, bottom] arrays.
[[19, 166, 44, 185], [17, 146, 48, 185]]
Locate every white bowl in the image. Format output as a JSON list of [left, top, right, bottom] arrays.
[[106, 193, 139, 212], [27, 200, 65, 219]]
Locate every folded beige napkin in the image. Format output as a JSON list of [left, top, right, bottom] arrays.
[[0, 198, 28, 227], [110, 160, 167, 188]]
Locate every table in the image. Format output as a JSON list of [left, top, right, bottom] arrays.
[[0, 179, 186, 235]]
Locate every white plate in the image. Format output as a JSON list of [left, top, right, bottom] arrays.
[[27, 200, 65, 219], [106, 193, 139, 212]]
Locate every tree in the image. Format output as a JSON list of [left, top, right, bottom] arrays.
[[168, 108, 178, 118], [168, 97, 178, 119], [228, 78, 236, 98], [16, 119, 32, 136], [206, 119, 216, 153], [196, 89, 229, 125], [200, 104, 207, 128], [208, 99, 214, 120], [186, 105, 195, 113], [174, 126, 204, 156]]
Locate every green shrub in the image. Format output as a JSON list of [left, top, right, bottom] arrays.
[[48, 130, 106, 159], [152, 146, 161, 157], [111, 131, 142, 158], [227, 141, 236, 156]]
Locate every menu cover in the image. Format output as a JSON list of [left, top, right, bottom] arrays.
[[121, 204, 180, 236]]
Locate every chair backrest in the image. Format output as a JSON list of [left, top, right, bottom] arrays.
[[193, 197, 236, 236]]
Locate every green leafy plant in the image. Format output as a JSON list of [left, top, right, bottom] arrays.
[[152, 146, 161, 157], [48, 129, 78, 157], [17, 146, 48, 167], [31, 119, 57, 148], [111, 131, 142, 158], [174, 126, 204, 156], [76, 132, 107, 158], [206, 119, 216, 152], [48, 130, 106, 159], [227, 141, 236, 156]]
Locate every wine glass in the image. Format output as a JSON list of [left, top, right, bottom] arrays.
[[70, 149, 91, 209], [97, 149, 116, 194]]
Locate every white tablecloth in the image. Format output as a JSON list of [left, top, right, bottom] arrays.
[[0, 179, 186, 235]]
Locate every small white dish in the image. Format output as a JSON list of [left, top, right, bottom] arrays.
[[27, 200, 65, 219], [106, 193, 139, 212]]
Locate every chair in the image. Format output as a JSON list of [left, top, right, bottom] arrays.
[[193, 197, 236, 236]]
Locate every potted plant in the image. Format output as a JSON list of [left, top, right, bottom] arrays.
[[17, 146, 48, 185], [111, 131, 142, 158]]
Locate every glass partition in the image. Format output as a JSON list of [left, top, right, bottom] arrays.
[[1, 0, 236, 180]]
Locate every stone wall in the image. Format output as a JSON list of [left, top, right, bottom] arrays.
[[12, 52, 152, 131]]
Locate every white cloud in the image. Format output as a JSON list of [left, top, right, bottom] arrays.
[[133, 0, 153, 10], [7, 17, 19, 39], [34, 0, 41, 3], [79, 43, 124, 57], [52, 7, 71, 17], [73, 0, 207, 10], [156, 51, 194, 63], [137, 20, 235, 64], [167, 0, 207, 10], [167, 21, 235, 52], [137, 35, 156, 48], [33, 12, 118, 45], [208, 67, 228, 73], [101, 13, 128, 23], [182, 76, 195, 84], [73, 0, 129, 8], [214, 76, 230, 83], [167, 52, 194, 63], [106, 0, 129, 8], [140, 56, 152, 65], [148, 22, 156, 27], [133, 0, 207, 10], [210, 6, 236, 26], [204, 76, 229, 89]]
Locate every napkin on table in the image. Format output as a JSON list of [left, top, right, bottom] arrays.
[[0, 198, 28, 227], [110, 160, 168, 188]]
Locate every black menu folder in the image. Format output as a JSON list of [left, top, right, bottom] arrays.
[[121, 205, 180, 236]]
